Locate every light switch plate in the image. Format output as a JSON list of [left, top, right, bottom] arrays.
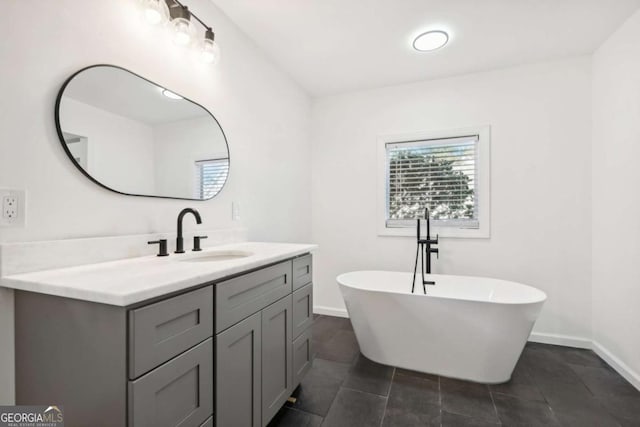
[[0, 189, 26, 227]]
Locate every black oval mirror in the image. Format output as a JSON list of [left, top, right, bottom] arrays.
[[55, 65, 229, 200]]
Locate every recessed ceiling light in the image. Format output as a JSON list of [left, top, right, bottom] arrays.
[[162, 89, 183, 100], [413, 30, 449, 52]]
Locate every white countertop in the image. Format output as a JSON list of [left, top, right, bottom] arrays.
[[0, 241, 316, 306]]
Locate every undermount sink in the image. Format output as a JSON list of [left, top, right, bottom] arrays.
[[179, 250, 254, 263]]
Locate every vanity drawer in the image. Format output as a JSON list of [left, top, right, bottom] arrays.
[[129, 286, 213, 379], [292, 254, 312, 290], [292, 283, 313, 339], [129, 338, 213, 427], [216, 261, 292, 333], [292, 327, 313, 387]]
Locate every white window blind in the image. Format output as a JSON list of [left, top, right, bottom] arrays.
[[386, 135, 479, 228], [195, 158, 229, 199]]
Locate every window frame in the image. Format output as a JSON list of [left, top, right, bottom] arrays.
[[377, 126, 491, 238]]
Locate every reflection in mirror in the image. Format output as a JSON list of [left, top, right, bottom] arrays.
[[55, 65, 229, 200]]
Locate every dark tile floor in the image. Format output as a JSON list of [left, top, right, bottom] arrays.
[[268, 315, 640, 427]]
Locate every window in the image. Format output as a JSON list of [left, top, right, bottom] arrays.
[[195, 158, 229, 199], [378, 126, 490, 238]]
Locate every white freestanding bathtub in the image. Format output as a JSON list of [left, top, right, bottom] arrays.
[[337, 271, 546, 383]]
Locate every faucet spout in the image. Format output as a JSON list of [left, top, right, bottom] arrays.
[[175, 208, 202, 254]]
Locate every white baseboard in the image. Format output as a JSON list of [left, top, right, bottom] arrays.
[[313, 305, 348, 318], [592, 341, 640, 391], [528, 332, 592, 349]]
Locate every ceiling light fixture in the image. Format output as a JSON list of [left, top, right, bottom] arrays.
[[139, 0, 221, 65], [413, 30, 449, 52], [162, 89, 183, 100]]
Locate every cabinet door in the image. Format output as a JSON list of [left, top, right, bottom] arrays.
[[216, 312, 262, 427], [292, 283, 313, 339], [261, 295, 293, 426], [292, 327, 313, 387], [129, 338, 213, 427]]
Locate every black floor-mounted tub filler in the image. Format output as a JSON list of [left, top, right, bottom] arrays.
[[412, 208, 439, 294]]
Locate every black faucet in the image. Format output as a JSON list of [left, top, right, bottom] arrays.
[[175, 208, 202, 254], [412, 208, 439, 294]]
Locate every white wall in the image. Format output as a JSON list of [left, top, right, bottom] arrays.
[[154, 116, 228, 198], [60, 97, 156, 195], [592, 9, 640, 385], [311, 58, 593, 342], [0, 0, 311, 403]]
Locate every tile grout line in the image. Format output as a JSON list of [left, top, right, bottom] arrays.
[[339, 385, 391, 399], [525, 345, 625, 424], [284, 406, 321, 419], [322, 376, 391, 425], [378, 367, 395, 427], [568, 363, 636, 424], [315, 319, 344, 427], [488, 385, 500, 424], [317, 328, 361, 427], [318, 374, 343, 426]]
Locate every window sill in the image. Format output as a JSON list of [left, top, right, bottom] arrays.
[[378, 225, 490, 239]]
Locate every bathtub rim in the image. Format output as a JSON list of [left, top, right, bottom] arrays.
[[337, 270, 547, 306]]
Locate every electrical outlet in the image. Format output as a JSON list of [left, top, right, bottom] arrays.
[[0, 189, 25, 227], [3, 195, 17, 219]]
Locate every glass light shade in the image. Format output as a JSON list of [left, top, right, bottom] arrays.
[[171, 17, 195, 46], [142, 0, 168, 25], [201, 38, 221, 64]]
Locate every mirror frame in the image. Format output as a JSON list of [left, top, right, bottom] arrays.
[[54, 64, 230, 201]]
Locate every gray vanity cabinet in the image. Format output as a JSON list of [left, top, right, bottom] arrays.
[[215, 312, 262, 427], [261, 295, 293, 425], [14, 253, 313, 427]]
